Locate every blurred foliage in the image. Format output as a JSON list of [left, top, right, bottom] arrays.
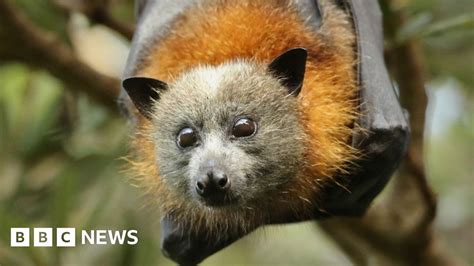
[[0, 63, 164, 265], [15, 0, 69, 41], [0, 0, 472, 265], [401, 0, 474, 87]]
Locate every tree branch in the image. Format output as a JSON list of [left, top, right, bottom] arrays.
[[0, 0, 120, 111], [318, 1, 461, 265], [54, 0, 134, 40]]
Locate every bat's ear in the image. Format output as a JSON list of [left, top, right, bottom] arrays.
[[122, 77, 168, 120], [268, 48, 307, 97]]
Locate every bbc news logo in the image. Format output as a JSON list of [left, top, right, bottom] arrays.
[[11, 228, 138, 247]]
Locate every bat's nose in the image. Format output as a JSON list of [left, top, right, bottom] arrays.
[[195, 171, 230, 197]]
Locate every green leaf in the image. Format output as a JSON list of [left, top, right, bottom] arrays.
[[396, 12, 433, 43], [422, 13, 474, 38]]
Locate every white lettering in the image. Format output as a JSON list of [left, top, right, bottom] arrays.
[[127, 230, 138, 245], [108, 230, 127, 245], [96, 230, 107, 245], [81, 230, 95, 244]]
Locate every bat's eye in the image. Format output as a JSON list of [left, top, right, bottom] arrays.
[[177, 127, 198, 149], [232, 118, 257, 138]]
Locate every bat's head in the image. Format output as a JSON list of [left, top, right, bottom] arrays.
[[123, 48, 307, 213]]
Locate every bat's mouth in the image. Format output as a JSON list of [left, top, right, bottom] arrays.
[[200, 193, 239, 208]]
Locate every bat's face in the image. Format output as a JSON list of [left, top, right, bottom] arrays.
[[123, 48, 308, 212], [151, 62, 305, 209]]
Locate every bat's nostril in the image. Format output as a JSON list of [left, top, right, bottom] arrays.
[[196, 179, 207, 195], [216, 175, 229, 189]]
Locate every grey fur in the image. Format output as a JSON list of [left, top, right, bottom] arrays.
[[150, 61, 306, 209]]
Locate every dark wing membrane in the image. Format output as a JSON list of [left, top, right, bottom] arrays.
[[319, 0, 410, 217], [160, 216, 249, 265]]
